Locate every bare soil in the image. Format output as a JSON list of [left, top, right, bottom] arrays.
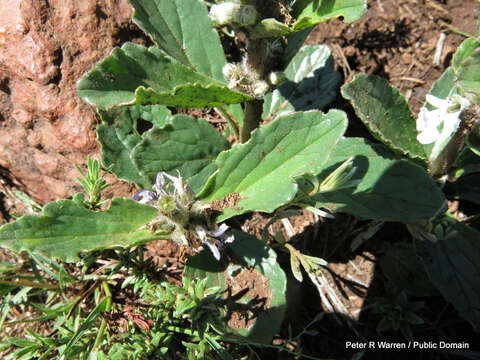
[[224, 266, 272, 330]]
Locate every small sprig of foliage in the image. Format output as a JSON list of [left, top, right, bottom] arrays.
[[75, 156, 112, 209], [372, 286, 424, 341]]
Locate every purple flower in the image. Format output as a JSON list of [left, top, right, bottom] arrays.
[[195, 224, 235, 261], [132, 172, 194, 207]]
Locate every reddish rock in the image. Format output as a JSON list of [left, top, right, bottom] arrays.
[[0, 0, 140, 203]]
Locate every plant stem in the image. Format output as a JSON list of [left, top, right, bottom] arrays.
[[93, 282, 112, 350], [0, 279, 58, 290], [240, 37, 266, 143], [241, 100, 263, 142]]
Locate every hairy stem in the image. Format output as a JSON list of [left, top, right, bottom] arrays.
[[241, 100, 263, 142], [240, 37, 266, 142]]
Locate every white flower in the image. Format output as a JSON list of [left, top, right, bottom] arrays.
[[416, 94, 470, 145]]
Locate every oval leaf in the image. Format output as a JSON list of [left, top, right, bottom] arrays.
[[263, 45, 340, 121], [342, 74, 427, 162], [310, 138, 446, 222], [292, 0, 367, 31], [380, 242, 438, 297], [130, 0, 226, 81], [131, 115, 230, 194], [452, 38, 480, 98], [77, 42, 251, 110], [198, 110, 348, 221], [0, 196, 161, 262], [419, 222, 480, 331], [98, 105, 172, 188]]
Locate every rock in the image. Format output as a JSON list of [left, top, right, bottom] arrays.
[[0, 0, 142, 204]]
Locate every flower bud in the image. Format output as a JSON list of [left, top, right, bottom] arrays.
[[252, 80, 269, 97], [209, 2, 241, 26], [222, 63, 238, 80], [233, 5, 258, 26], [268, 71, 287, 86], [209, 2, 258, 27], [319, 157, 360, 192]]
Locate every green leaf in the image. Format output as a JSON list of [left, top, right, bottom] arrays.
[[428, 67, 457, 102], [98, 105, 172, 188], [310, 138, 446, 222], [0, 196, 161, 262], [131, 115, 230, 194], [342, 74, 427, 162], [251, 18, 292, 39], [419, 221, 480, 331], [292, 0, 367, 31], [60, 297, 108, 358], [379, 242, 438, 297], [444, 173, 480, 205], [290, 251, 303, 282], [198, 110, 348, 221], [130, 0, 226, 81], [282, 26, 316, 69], [184, 230, 286, 343], [452, 38, 480, 98], [77, 42, 251, 110], [450, 147, 480, 178], [0, 262, 20, 273], [263, 45, 340, 121]]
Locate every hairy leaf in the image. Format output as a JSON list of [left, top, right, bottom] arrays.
[[132, 115, 230, 194], [251, 18, 291, 39], [452, 38, 480, 98], [380, 242, 438, 297], [0, 196, 161, 262], [444, 173, 480, 205], [342, 74, 427, 161], [282, 26, 316, 69], [130, 0, 226, 81], [98, 105, 172, 188], [292, 0, 367, 31], [77, 43, 251, 110], [185, 230, 286, 343], [263, 45, 340, 121], [198, 110, 348, 221], [310, 138, 445, 222], [419, 222, 480, 331]]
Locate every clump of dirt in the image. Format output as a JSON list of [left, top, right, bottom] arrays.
[[0, 0, 143, 204], [209, 192, 243, 212], [224, 266, 272, 330]]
